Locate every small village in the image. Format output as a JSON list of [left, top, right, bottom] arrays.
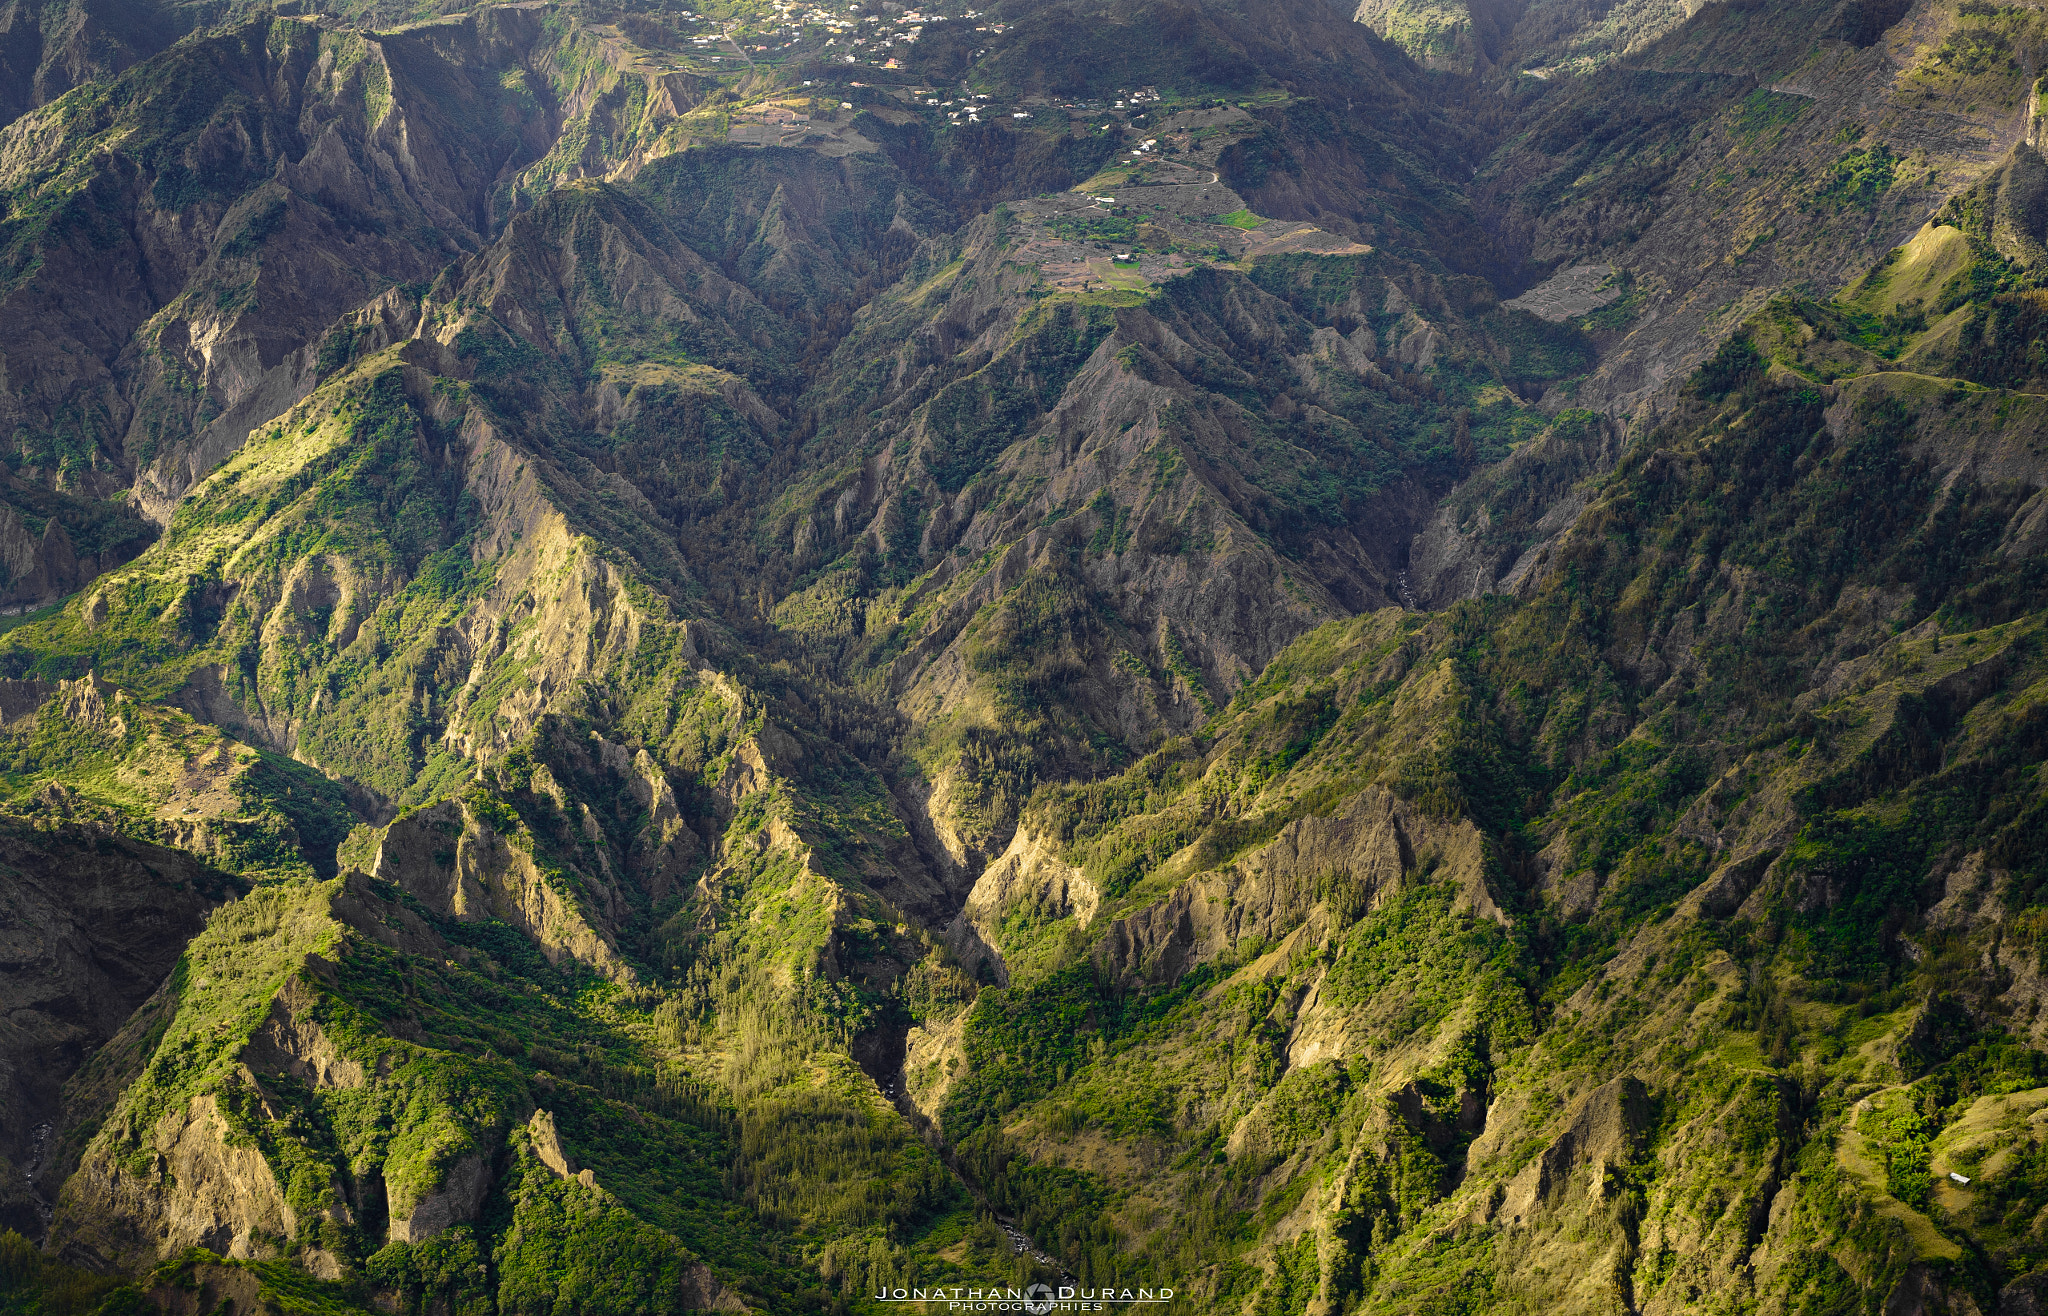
[[576, 0, 1362, 298], [993, 105, 1371, 299], [592, 0, 997, 74], [702, 87, 1369, 295]]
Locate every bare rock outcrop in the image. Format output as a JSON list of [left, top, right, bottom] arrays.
[[374, 799, 634, 983], [240, 981, 366, 1092], [527, 1110, 598, 1189], [948, 824, 1102, 982], [1093, 786, 1506, 988], [388, 1153, 492, 1245], [0, 825, 240, 1239], [1489, 1076, 1651, 1226], [55, 1090, 297, 1269]]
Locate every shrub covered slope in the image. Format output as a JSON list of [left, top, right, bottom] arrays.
[[6, 1, 2048, 1315]]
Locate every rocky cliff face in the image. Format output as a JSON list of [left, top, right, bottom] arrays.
[[0, 824, 242, 1239], [1404, 0, 2048, 607], [0, 1, 731, 537], [1351, 0, 1532, 73], [1472, 0, 2025, 415]]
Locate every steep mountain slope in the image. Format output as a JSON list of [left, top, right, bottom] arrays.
[[1353, 0, 1743, 75], [758, 175, 1584, 867], [1476, 0, 2015, 411], [0, 815, 244, 1239], [0, 0, 180, 130], [900, 166, 2048, 1311], [0, 0, 501, 133], [6, 0, 2048, 1315], [1409, 0, 2048, 606], [0, 1, 727, 584], [898, 0, 1510, 282]]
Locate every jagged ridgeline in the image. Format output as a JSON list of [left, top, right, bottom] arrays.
[[6, 0, 2048, 1313]]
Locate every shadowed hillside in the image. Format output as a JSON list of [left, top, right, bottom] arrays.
[[1, 0, 2046, 1314]]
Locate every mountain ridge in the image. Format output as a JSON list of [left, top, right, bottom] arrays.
[[2, 0, 2047, 1314]]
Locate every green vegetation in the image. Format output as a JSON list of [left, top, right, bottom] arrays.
[[10, 6, 2048, 1316], [866, 190, 2048, 1307], [0, 1232, 128, 1316], [1574, 269, 1642, 333], [1732, 88, 1810, 140], [921, 301, 1116, 492], [1813, 143, 1899, 212], [1046, 214, 1138, 244], [1862, 1092, 1937, 1208]]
